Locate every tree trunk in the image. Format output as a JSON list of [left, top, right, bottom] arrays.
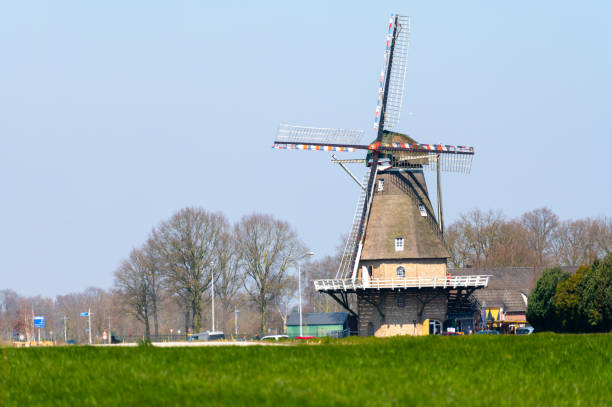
[[184, 305, 190, 338], [143, 307, 151, 341], [192, 297, 202, 333], [259, 301, 266, 334], [152, 297, 159, 337]]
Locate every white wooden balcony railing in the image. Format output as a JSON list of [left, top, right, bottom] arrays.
[[313, 275, 491, 291]]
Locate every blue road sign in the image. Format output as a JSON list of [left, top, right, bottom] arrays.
[[33, 316, 45, 328], [80, 312, 89, 317]]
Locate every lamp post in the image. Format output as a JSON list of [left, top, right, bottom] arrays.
[[297, 251, 315, 337]]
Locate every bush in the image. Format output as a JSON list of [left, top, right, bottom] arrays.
[[530, 252, 612, 333], [526, 267, 570, 331], [580, 252, 612, 331], [555, 265, 588, 332]]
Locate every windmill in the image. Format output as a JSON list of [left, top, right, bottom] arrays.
[[273, 15, 490, 336]]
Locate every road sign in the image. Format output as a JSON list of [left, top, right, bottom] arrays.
[[33, 316, 45, 328], [102, 331, 108, 340], [80, 312, 89, 317]]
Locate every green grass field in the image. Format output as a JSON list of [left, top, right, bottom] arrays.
[[1, 334, 610, 406]]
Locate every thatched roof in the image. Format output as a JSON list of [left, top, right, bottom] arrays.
[[360, 168, 449, 261]]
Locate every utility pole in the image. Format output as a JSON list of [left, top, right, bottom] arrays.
[[211, 269, 215, 332], [63, 316, 69, 343], [297, 251, 315, 337], [88, 308, 92, 345], [234, 308, 240, 337], [107, 316, 112, 344]]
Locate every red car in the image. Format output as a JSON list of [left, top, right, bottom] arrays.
[[295, 336, 316, 340]]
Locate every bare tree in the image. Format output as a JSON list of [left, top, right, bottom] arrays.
[[445, 224, 473, 268], [114, 248, 154, 340], [214, 223, 244, 333], [453, 209, 506, 268], [143, 238, 165, 336], [551, 217, 611, 266], [236, 213, 305, 334], [273, 274, 297, 332], [521, 207, 559, 266], [152, 207, 225, 333]]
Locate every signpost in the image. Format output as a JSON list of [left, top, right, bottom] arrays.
[[80, 309, 93, 345], [33, 316, 45, 342]]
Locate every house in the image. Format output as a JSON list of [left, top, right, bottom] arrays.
[[450, 266, 577, 332], [286, 312, 350, 338]]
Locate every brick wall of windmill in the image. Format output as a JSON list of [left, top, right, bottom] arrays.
[[357, 290, 447, 337], [359, 259, 447, 280]]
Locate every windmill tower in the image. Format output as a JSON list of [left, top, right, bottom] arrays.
[[273, 15, 490, 336]]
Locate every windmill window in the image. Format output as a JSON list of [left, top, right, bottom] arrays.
[[377, 179, 384, 192], [418, 204, 427, 216], [395, 238, 404, 251], [396, 266, 405, 278], [397, 294, 406, 308]]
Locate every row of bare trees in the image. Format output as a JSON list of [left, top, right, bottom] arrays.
[[445, 207, 611, 269], [0, 287, 122, 343], [113, 208, 306, 339]]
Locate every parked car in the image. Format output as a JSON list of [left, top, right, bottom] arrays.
[[516, 327, 534, 335], [260, 335, 288, 341], [476, 330, 500, 335], [111, 333, 124, 344], [295, 336, 316, 340]]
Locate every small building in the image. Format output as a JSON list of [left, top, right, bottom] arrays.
[[286, 312, 350, 338], [450, 266, 577, 332]]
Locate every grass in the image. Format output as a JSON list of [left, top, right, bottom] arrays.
[[1, 334, 610, 406]]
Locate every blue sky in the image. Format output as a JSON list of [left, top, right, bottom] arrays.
[[1, 1, 610, 296]]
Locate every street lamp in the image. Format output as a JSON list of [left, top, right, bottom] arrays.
[[296, 251, 315, 337]]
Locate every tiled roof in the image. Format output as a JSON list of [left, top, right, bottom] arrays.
[[361, 171, 448, 260], [449, 267, 577, 312]]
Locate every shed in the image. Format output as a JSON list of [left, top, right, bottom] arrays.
[[286, 312, 349, 338]]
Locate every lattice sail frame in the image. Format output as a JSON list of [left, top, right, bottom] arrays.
[[272, 141, 475, 174], [374, 15, 410, 132], [276, 123, 364, 145]]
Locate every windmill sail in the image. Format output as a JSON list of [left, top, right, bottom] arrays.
[[382, 15, 410, 131], [374, 15, 410, 132], [276, 123, 364, 145]]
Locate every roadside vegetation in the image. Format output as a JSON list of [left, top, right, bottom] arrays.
[[527, 252, 612, 332], [1, 334, 610, 406]]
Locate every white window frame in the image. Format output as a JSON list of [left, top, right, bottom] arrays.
[[418, 204, 427, 217], [395, 237, 404, 251]]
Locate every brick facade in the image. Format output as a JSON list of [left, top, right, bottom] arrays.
[[359, 259, 447, 280], [357, 290, 447, 337]]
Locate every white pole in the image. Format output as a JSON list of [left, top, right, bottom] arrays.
[[211, 269, 215, 332], [298, 262, 303, 337], [64, 316, 68, 343], [88, 308, 92, 345], [108, 317, 111, 345], [234, 308, 238, 337], [296, 252, 314, 338]]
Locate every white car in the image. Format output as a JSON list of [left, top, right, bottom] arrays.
[[260, 335, 288, 341]]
